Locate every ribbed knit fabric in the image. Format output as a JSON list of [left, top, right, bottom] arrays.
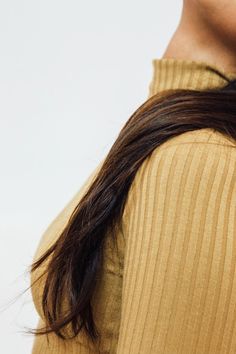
[[31, 58, 236, 354]]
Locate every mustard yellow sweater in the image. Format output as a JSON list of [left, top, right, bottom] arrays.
[[31, 58, 236, 354]]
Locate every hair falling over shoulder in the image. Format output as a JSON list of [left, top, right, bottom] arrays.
[[30, 67, 236, 343]]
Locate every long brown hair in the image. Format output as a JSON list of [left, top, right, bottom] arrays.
[[30, 66, 236, 343]]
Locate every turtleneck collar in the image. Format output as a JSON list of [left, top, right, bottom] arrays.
[[148, 57, 236, 99]]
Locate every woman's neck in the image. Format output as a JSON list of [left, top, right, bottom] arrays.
[[162, 9, 236, 74]]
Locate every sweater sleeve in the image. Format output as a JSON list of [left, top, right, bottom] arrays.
[[116, 141, 236, 354]]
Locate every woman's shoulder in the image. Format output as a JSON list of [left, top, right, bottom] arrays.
[[143, 127, 236, 174], [125, 128, 236, 207], [154, 128, 236, 153]]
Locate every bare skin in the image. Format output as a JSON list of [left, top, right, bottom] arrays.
[[162, 0, 236, 73]]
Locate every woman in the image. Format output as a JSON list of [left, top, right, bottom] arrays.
[[30, 1, 236, 353]]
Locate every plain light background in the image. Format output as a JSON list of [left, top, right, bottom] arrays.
[[0, 1, 182, 352]]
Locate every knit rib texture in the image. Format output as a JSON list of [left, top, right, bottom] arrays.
[[31, 58, 236, 353]]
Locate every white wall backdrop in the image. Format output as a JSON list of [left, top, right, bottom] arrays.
[[0, 1, 182, 352]]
